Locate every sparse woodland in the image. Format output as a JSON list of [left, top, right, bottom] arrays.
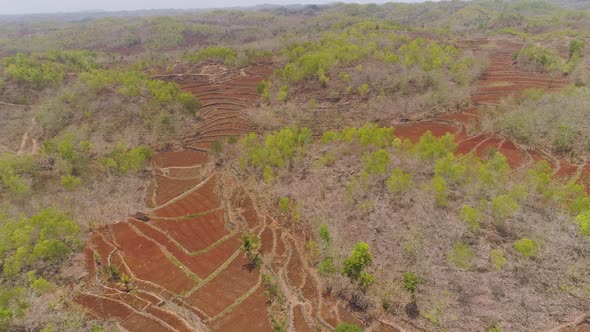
[[0, 0, 589, 331]]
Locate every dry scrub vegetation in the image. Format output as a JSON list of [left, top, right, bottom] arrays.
[[0, 0, 590, 330], [221, 123, 590, 331]]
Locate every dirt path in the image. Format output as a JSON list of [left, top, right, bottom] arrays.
[[17, 117, 38, 156]]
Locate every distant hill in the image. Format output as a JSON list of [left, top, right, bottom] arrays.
[[550, 0, 590, 9]]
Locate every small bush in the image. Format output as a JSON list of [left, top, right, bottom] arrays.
[[460, 205, 481, 232], [403, 272, 418, 298], [277, 85, 288, 103], [319, 224, 331, 245], [30, 276, 53, 295], [575, 210, 590, 236], [334, 323, 363, 332], [569, 39, 586, 59], [241, 231, 261, 266], [491, 195, 518, 222], [318, 257, 336, 277], [363, 149, 390, 175], [359, 271, 375, 291], [447, 242, 475, 270], [513, 238, 539, 258], [60, 175, 81, 190], [386, 168, 414, 196], [278, 197, 290, 212], [432, 176, 448, 207], [490, 249, 506, 270], [358, 83, 369, 96]]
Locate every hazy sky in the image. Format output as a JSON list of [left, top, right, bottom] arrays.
[[1, 0, 426, 15]]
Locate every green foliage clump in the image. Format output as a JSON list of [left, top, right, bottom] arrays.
[[239, 126, 312, 174], [359, 271, 375, 291], [386, 168, 414, 196], [80, 69, 198, 112], [257, 80, 271, 102], [487, 325, 502, 332], [460, 204, 481, 232], [574, 210, 590, 236], [358, 83, 369, 96], [319, 224, 331, 245], [399, 38, 458, 71], [0, 208, 80, 278], [277, 85, 288, 103], [3, 50, 97, 88], [334, 323, 363, 332], [278, 35, 370, 83], [321, 123, 394, 148], [241, 231, 261, 266], [278, 197, 290, 212], [569, 39, 585, 59], [411, 132, 457, 160], [0, 154, 35, 197], [403, 272, 418, 299], [60, 175, 81, 190], [318, 257, 336, 277], [0, 287, 26, 329], [490, 249, 506, 270], [491, 194, 519, 222], [516, 43, 564, 72], [183, 46, 238, 65], [342, 242, 373, 290], [432, 176, 448, 207], [29, 274, 53, 295], [447, 242, 475, 270], [99, 141, 153, 174], [513, 238, 539, 258], [363, 149, 390, 175]]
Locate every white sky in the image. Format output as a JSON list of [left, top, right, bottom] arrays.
[[0, 0, 429, 15]]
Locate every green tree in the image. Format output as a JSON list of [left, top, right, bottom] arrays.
[[342, 242, 372, 281], [241, 232, 261, 266]]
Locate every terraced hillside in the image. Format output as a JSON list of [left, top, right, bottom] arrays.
[[75, 63, 374, 331], [394, 38, 589, 192], [74, 38, 589, 332]]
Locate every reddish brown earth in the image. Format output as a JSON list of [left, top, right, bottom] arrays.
[[75, 62, 368, 331], [75, 38, 588, 331], [394, 38, 589, 193], [390, 38, 590, 331]]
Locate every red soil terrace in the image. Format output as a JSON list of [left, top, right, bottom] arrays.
[[394, 38, 589, 193], [75, 63, 367, 331], [75, 38, 589, 332]]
